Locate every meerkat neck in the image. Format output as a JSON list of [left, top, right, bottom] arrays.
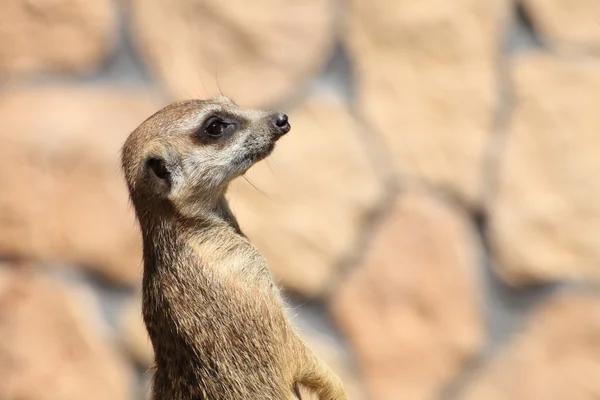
[[136, 190, 241, 237], [211, 194, 244, 235]]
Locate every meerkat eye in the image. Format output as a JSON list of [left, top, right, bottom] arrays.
[[204, 117, 228, 137]]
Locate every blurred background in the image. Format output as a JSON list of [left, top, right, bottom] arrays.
[[0, 0, 599, 399]]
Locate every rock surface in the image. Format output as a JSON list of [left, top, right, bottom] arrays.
[[129, 0, 334, 108], [330, 192, 483, 400], [488, 54, 600, 286], [0, 267, 133, 400], [0, 0, 116, 75], [521, 0, 600, 51], [0, 85, 164, 286], [345, 0, 506, 206], [461, 290, 600, 399], [229, 93, 383, 298]]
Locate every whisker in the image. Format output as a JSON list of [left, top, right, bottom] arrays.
[[242, 175, 269, 199], [266, 159, 276, 176], [267, 157, 281, 171], [196, 70, 209, 99], [215, 58, 224, 97], [230, 75, 245, 103], [234, 179, 240, 209]]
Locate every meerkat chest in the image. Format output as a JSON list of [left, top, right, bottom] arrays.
[[144, 242, 286, 342], [191, 234, 275, 286], [143, 257, 292, 394]]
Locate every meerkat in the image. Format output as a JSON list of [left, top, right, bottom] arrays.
[[121, 96, 347, 400]]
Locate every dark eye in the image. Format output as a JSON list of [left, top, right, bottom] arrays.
[[204, 117, 228, 137]]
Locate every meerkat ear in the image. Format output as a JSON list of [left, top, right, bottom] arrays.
[[147, 157, 168, 179], [146, 156, 172, 194]]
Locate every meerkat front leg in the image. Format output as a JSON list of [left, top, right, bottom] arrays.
[[295, 346, 347, 400]]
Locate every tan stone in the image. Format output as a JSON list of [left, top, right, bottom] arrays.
[[0, 0, 116, 74], [120, 297, 153, 367], [522, 0, 600, 51], [488, 54, 600, 286], [330, 192, 484, 400], [129, 0, 334, 108], [0, 267, 134, 400], [345, 0, 506, 206], [0, 85, 164, 286], [228, 93, 383, 298], [461, 291, 600, 400]]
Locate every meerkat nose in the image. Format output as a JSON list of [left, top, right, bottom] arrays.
[[272, 112, 290, 135]]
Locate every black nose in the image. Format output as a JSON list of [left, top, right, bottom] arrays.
[[272, 113, 290, 135]]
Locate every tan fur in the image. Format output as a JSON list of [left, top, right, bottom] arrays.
[[121, 96, 346, 400]]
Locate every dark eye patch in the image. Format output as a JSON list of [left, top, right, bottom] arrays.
[[194, 112, 246, 145]]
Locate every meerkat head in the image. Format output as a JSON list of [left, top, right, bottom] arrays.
[[121, 96, 290, 219]]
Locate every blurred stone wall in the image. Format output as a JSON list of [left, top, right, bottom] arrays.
[[0, 0, 599, 399]]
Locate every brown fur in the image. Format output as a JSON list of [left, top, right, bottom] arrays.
[[121, 96, 346, 400]]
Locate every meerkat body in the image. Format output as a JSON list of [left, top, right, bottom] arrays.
[[121, 97, 346, 400]]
